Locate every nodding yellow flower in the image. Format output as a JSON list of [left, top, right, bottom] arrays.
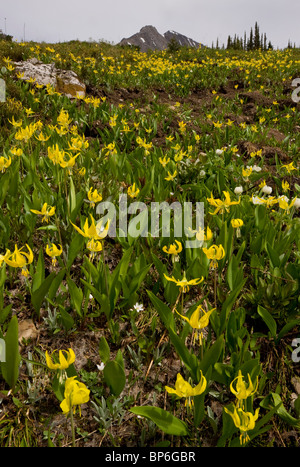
[[86, 238, 103, 260], [47, 144, 66, 165], [10, 147, 23, 157], [68, 135, 89, 151], [162, 240, 182, 262], [203, 244, 225, 269], [45, 348, 76, 371], [0, 249, 11, 267], [60, 376, 90, 416], [277, 195, 296, 212], [71, 215, 109, 240], [58, 153, 79, 172], [46, 243, 63, 266], [159, 155, 170, 168], [57, 109, 72, 128], [231, 219, 243, 237], [0, 155, 11, 173], [178, 120, 187, 134], [4, 244, 33, 277], [35, 132, 51, 142], [242, 166, 253, 179], [30, 203, 56, 223], [230, 370, 258, 407], [165, 170, 177, 181], [8, 116, 23, 127], [282, 180, 290, 192], [15, 123, 36, 142], [224, 405, 259, 445], [87, 188, 102, 207], [175, 305, 215, 345], [174, 149, 186, 162], [281, 162, 297, 174], [259, 179, 266, 189], [165, 372, 207, 409], [127, 183, 140, 198], [207, 191, 240, 216], [164, 271, 203, 293]]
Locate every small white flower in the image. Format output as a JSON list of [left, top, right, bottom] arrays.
[[252, 165, 262, 172], [262, 185, 272, 195], [97, 362, 105, 371], [234, 186, 243, 195], [133, 303, 144, 313], [216, 149, 223, 155], [200, 170, 206, 177]]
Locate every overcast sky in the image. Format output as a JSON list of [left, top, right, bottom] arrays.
[[1, 0, 299, 49]]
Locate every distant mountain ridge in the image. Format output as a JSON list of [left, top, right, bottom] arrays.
[[119, 25, 203, 52]]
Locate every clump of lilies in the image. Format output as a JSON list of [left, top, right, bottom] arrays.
[[45, 348, 90, 446], [224, 370, 259, 445]]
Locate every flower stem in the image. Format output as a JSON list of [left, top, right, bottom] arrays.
[[69, 408, 76, 447]]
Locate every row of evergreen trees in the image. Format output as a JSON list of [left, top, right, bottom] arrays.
[[226, 22, 273, 50], [212, 22, 274, 51]]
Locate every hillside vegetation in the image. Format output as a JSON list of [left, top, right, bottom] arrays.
[[0, 39, 299, 447]]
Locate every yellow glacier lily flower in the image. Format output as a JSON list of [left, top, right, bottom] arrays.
[[162, 240, 182, 262], [127, 183, 140, 199], [277, 195, 296, 212], [164, 271, 203, 293], [203, 244, 225, 269], [87, 187, 103, 207], [60, 376, 90, 415], [71, 215, 109, 240], [224, 405, 259, 445], [31, 203, 56, 223], [207, 191, 240, 215], [5, 244, 34, 277], [45, 348, 76, 371], [0, 156, 11, 173], [46, 243, 63, 266], [176, 305, 215, 345], [230, 370, 258, 406], [86, 238, 103, 260], [165, 372, 207, 408]]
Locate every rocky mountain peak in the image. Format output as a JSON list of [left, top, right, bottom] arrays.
[[119, 25, 203, 52]]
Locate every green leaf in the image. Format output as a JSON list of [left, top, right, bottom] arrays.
[[130, 406, 189, 436], [58, 305, 74, 332], [198, 335, 224, 375], [66, 234, 85, 269], [67, 278, 83, 317], [103, 360, 126, 396], [31, 272, 57, 318], [1, 315, 21, 390], [32, 249, 45, 294], [257, 305, 277, 339], [270, 393, 300, 428], [266, 243, 281, 269], [276, 320, 300, 343], [98, 336, 110, 364]]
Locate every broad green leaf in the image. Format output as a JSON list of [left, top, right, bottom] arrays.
[[67, 278, 83, 317], [103, 360, 126, 396], [257, 305, 277, 339], [99, 336, 110, 364], [130, 406, 188, 436], [31, 272, 57, 318]]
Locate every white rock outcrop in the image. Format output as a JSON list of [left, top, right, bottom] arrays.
[[14, 58, 86, 98]]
